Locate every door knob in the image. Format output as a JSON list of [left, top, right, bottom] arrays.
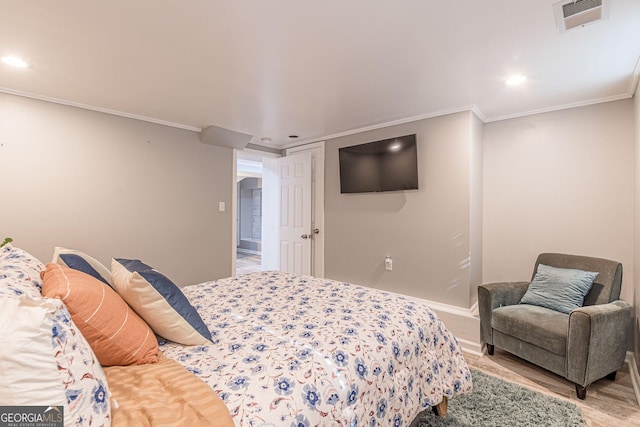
[[301, 234, 310, 239]]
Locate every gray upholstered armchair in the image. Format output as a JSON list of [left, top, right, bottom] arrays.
[[478, 253, 631, 399]]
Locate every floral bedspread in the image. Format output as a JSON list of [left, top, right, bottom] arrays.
[[159, 271, 472, 427]]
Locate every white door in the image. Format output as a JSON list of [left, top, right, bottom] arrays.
[[278, 152, 312, 274], [286, 143, 325, 278], [262, 152, 312, 275]]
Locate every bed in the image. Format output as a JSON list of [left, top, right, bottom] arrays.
[[0, 244, 472, 427], [159, 271, 472, 426]]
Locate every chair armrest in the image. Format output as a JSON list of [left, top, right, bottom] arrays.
[[567, 300, 632, 386], [477, 281, 529, 346]]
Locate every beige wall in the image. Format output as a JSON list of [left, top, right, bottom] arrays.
[[324, 111, 483, 308], [0, 93, 234, 285], [3, 89, 636, 327], [483, 100, 635, 304]]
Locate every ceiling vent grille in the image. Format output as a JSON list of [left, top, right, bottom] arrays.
[[563, 0, 602, 18], [554, 0, 610, 33]]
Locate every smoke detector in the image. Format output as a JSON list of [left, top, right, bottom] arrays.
[[553, 0, 610, 33]]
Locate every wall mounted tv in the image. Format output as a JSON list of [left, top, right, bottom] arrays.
[[339, 134, 419, 194]]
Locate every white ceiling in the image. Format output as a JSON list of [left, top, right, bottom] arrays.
[[1, 1, 639, 148]]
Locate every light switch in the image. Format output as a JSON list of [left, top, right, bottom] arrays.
[[219, 202, 226, 212]]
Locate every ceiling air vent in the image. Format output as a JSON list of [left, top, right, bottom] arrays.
[[553, 0, 610, 33]]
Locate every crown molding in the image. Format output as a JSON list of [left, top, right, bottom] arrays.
[[628, 54, 640, 97], [485, 92, 634, 124], [0, 87, 202, 132], [5, 54, 639, 149], [283, 105, 485, 149]]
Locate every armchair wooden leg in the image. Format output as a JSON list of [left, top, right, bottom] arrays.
[[606, 371, 617, 381], [575, 384, 587, 400], [486, 344, 494, 355]]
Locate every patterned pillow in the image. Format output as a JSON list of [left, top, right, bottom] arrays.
[[111, 258, 212, 345], [0, 243, 44, 298], [52, 246, 112, 286], [0, 295, 111, 426], [41, 263, 159, 366]]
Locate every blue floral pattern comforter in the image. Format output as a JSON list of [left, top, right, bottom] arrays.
[[159, 271, 472, 427]]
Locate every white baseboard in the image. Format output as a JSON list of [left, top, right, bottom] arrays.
[[456, 337, 484, 356], [397, 293, 483, 356], [626, 351, 640, 407]]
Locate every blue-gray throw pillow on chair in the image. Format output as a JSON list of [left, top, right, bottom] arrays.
[[520, 264, 598, 314]]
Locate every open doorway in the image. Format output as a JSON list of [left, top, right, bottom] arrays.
[[233, 143, 325, 277], [236, 153, 263, 275]]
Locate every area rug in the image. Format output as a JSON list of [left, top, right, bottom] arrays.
[[413, 369, 586, 427]]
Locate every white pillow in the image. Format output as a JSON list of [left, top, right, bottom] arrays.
[[0, 295, 111, 426], [111, 258, 212, 345], [0, 244, 44, 298]]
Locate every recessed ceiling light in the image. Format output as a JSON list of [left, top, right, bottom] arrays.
[[389, 142, 402, 152], [504, 74, 526, 86], [1, 55, 29, 68], [2, 55, 28, 68]]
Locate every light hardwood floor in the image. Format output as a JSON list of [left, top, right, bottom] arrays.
[[236, 250, 262, 275], [465, 348, 640, 427]]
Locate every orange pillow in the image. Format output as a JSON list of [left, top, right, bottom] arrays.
[[41, 263, 158, 366]]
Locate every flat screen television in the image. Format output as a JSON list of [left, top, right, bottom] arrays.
[[339, 134, 419, 194]]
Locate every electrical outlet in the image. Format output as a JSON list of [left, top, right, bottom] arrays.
[[385, 256, 393, 271]]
